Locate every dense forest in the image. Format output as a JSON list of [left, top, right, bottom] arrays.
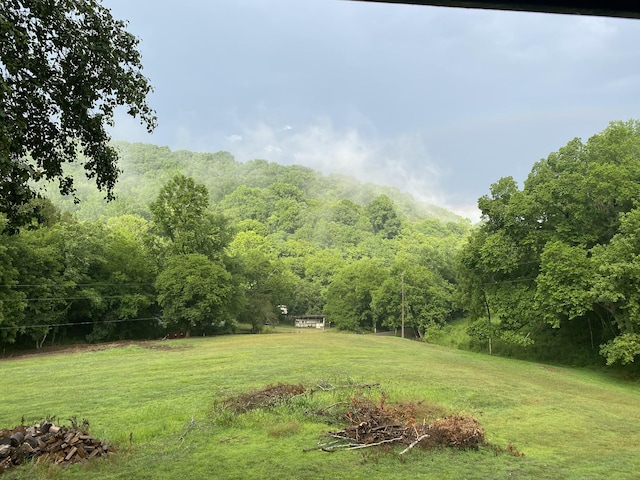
[[0, 142, 470, 351], [459, 120, 640, 367], [3, 120, 640, 369]]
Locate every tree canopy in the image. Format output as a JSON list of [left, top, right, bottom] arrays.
[[458, 120, 640, 365], [0, 0, 155, 231]]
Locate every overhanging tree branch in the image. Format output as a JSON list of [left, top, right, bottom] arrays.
[[0, 0, 156, 232]]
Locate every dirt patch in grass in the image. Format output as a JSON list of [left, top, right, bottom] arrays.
[[538, 365, 569, 374], [138, 342, 194, 352], [267, 422, 303, 438], [0, 340, 192, 361]]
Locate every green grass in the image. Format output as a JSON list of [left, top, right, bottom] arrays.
[[1, 331, 639, 479]]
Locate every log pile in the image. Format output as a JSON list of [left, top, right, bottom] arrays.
[[0, 421, 114, 474]]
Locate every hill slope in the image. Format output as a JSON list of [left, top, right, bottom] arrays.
[[46, 141, 463, 223]]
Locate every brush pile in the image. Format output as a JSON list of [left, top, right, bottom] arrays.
[[219, 382, 487, 456], [224, 382, 306, 412], [0, 420, 114, 474], [312, 394, 485, 454]]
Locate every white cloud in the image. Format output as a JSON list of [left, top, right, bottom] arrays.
[[264, 144, 282, 154], [230, 118, 450, 210]]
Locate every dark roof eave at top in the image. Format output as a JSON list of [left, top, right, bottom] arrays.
[[348, 0, 640, 19]]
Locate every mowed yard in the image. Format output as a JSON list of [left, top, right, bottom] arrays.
[[1, 331, 639, 479]]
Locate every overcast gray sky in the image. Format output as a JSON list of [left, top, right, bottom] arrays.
[[103, 0, 640, 221]]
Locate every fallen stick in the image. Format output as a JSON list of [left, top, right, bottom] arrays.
[[179, 417, 196, 443], [322, 443, 360, 452], [303, 439, 344, 452], [312, 382, 380, 392], [346, 438, 403, 450], [399, 434, 430, 456], [316, 402, 347, 414]]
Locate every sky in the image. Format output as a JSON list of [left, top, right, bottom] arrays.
[[102, 0, 640, 221]]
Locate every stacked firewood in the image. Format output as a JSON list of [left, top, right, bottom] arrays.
[[0, 421, 114, 473]]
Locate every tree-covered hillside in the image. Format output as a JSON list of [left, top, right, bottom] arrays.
[[0, 143, 470, 351], [47, 142, 462, 224]]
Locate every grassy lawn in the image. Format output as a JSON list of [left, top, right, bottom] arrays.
[[1, 330, 639, 479]]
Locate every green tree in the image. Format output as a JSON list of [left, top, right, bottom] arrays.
[[324, 259, 388, 332], [330, 199, 364, 226], [1, 0, 156, 231], [85, 223, 158, 342], [457, 120, 640, 364], [366, 194, 402, 239], [287, 279, 324, 317], [8, 225, 68, 348], [228, 241, 296, 333], [155, 254, 236, 336], [219, 185, 270, 223], [265, 182, 307, 234], [374, 264, 453, 337], [0, 228, 25, 344], [592, 208, 640, 364], [150, 174, 231, 259]]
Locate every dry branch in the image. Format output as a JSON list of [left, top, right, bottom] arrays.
[[312, 382, 380, 392], [399, 434, 431, 455]]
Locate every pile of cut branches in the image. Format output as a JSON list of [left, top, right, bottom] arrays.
[[309, 393, 485, 455], [224, 382, 306, 413]]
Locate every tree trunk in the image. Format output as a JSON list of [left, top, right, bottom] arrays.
[[484, 294, 492, 356]]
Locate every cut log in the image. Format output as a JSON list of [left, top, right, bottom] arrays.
[[9, 432, 24, 447], [64, 446, 78, 461], [0, 445, 11, 458], [88, 447, 102, 459], [0, 421, 114, 472]]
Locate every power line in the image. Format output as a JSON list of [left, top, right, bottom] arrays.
[[9, 294, 156, 302], [0, 282, 154, 288], [480, 277, 537, 286], [0, 316, 161, 331]]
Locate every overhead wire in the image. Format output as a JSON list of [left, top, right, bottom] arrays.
[[0, 316, 160, 331], [7, 293, 156, 302], [0, 282, 154, 288]]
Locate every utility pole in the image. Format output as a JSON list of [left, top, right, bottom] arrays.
[[401, 271, 405, 339]]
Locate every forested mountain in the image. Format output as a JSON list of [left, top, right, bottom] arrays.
[[47, 142, 461, 224], [0, 143, 470, 352]]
